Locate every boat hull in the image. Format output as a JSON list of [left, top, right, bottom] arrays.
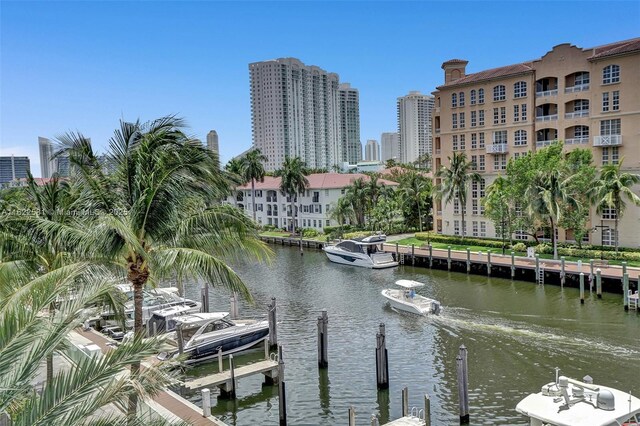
[[182, 324, 270, 364], [323, 248, 398, 269], [381, 289, 440, 315]]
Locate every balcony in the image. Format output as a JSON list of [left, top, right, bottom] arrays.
[[565, 110, 589, 119], [593, 135, 622, 147], [435, 128, 441, 134], [565, 137, 589, 145], [435, 107, 441, 113], [266, 196, 277, 202], [536, 89, 558, 97], [564, 84, 589, 93], [536, 140, 556, 148], [486, 143, 508, 154], [536, 114, 558, 122], [435, 149, 441, 155]]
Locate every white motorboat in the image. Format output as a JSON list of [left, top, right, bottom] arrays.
[[381, 279, 441, 315], [516, 370, 640, 426], [323, 234, 398, 269], [158, 312, 269, 364]]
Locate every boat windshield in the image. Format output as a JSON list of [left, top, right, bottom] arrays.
[[336, 241, 364, 253]]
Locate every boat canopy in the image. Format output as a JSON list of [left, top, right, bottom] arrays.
[[395, 279, 425, 289]]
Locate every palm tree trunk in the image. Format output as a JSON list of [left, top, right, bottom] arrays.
[[127, 262, 147, 420], [417, 198, 422, 232], [461, 205, 466, 238], [251, 179, 257, 222], [297, 197, 303, 254], [47, 302, 55, 383], [550, 216, 557, 260]]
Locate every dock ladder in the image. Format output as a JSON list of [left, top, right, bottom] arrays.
[[399, 253, 405, 265], [537, 264, 545, 285]]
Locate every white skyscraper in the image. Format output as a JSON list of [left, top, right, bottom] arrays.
[[380, 132, 400, 163], [206, 130, 219, 155], [38, 137, 55, 178], [364, 139, 380, 161], [338, 83, 361, 164], [397, 91, 435, 164], [249, 58, 342, 171]]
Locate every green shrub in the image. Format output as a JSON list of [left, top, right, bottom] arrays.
[[302, 228, 320, 238], [511, 242, 527, 252], [415, 232, 510, 249], [535, 243, 552, 254], [262, 224, 277, 232]]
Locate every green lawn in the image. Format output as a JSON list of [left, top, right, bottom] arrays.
[[260, 231, 291, 237]]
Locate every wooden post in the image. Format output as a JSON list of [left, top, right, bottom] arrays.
[[535, 254, 540, 279], [457, 345, 469, 424], [466, 248, 471, 273], [278, 345, 287, 426], [264, 337, 269, 360], [317, 310, 328, 368], [623, 273, 629, 311], [596, 268, 602, 299], [580, 273, 585, 304], [269, 297, 278, 349], [218, 348, 223, 372], [348, 406, 356, 426], [201, 388, 211, 417], [447, 245, 452, 270], [375, 323, 389, 389], [201, 282, 209, 313], [230, 293, 239, 319], [228, 354, 237, 399], [424, 393, 432, 426], [395, 243, 399, 260], [401, 387, 409, 417], [428, 244, 433, 268], [176, 323, 184, 355], [560, 256, 566, 287], [622, 261, 627, 277], [510, 251, 515, 278], [152, 321, 158, 337], [487, 250, 491, 276], [370, 414, 379, 426], [411, 244, 415, 265], [589, 259, 595, 291]]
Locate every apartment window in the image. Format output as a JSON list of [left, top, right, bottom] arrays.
[[494, 154, 507, 170], [575, 125, 589, 138], [452, 93, 458, 108], [602, 92, 609, 112], [454, 220, 460, 236], [575, 72, 589, 85], [478, 88, 485, 104], [460, 134, 466, 150], [600, 147, 620, 166], [471, 111, 477, 127], [514, 230, 528, 241], [471, 155, 478, 170], [472, 180, 478, 199], [478, 110, 485, 126], [471, 133, 477, 149], [452, 135, 458, 151], [602, 229, 617, 247], [514, 81, 527, 98], [493, 108, 499, 124], [459, 92, 465, 107], [602, 147, 609, 164], [470, 89, 476, 105], [514, 130, 527, 146], [600, 119, 621, 135], [521, 104, 527, 121], [513, 152, 523, 160], [479, 133, 485, 148], [479, 155, 485, 171], [514, 105, 519, 122], [325, 189, 329, 196], [493, 130, 508, 144], [472, 199, 478, 215], [611, 146, 620, 164], [452, 113, 458, 129], [493, 85, 506, 101], [472, 221, 479, 237], [601, 207, 617, 220], [480, 222, 487, 237], [612, 91, 620, 111], [326, 220, 330, 226], [460, 112, 465, 128], [454, 199, 460, 215], [602, 64, 620, 84], [500, 107, 506, 124]]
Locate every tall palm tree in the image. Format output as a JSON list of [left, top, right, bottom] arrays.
[[592, 159, 640, 253], [482, 175, 513, 251], [329, 196, 356, 237], [345, 177, 367, 226], [224, 158, 246, 207], [435, 152, 479, 239], [277, 157, 309, 237], [525, 169, 575, 259], [398, 171, 432, 232], [53, 116, 271, 416], [241, 149, 268, 222]]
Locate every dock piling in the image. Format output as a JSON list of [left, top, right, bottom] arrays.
[[278, 345, 287, 426], [560, 257, 566, 286], [201, 388, 211, 417], [487, 250, 491, 276], [510, 251, 515, 278], [580, 273, 585, 304], [371, 414, 379, 426], [622, 261, 628, 277], [466, 248, 471, 273], [317, 310, 328, 368], [457, 345, 469, 424], [535, 254, 540, 283], [596, 269, 602, 298], [230, 292, 239, 319], [424, 394, 432, 426], [447, 246, 452, 270], [348, 406, 356, 426], [589, 259, 595, 291], [176, 323, 184, 355], [412, 244, 415, 265], [201, 282, 209, 313], [428, 244, 433, 268], [623, 273, 629, 311], [228, 354, 237, 399], [268, 297, 278, 349], [395, 243, 399, 260], [375, 323, 389, 389], [401, 387, 409, 417], [218, 348, 223, 372]]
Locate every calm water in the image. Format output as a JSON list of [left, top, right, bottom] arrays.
[[178, 245, 640, 425]]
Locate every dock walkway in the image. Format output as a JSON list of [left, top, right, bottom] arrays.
[[183, 358, 279, 390]]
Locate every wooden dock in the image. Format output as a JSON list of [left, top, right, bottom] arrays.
[[183, 358, 279, 390]]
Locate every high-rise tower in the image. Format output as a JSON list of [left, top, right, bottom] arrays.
[[397, 91, 435, 164]]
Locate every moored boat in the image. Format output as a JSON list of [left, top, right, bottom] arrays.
[[323, 234, 398, 269], [381, 279, 441, 315]]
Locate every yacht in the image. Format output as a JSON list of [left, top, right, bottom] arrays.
[[381, 280, 441, 315], [158, 312, 269, 364], [516, 370, 640, 426], [323, 234, 398, 269]]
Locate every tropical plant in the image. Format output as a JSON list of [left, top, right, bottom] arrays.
[[276, 157, 309, 239], [344, 177, 367, 226], [592, 159, 640, 254], [328, 196, 356, 237], [240, 149, 268, 222], [482, 175, 514, 251], [397, 170, 432, 232], [413, 153, 431, 171], [435, 152, 480, 239]]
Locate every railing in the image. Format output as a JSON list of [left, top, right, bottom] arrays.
[[593, 135, 622, 146], [266, 196, 277, 202], [435, 149, 441, 155], [535, 89, 558, 97], [486, 143, 508, 154], [565, 110, 589, 119], [565, 137, 589, 145], [535, 114, 558, 122], [536, 140, 557, 147], [435, 107, 441, 113], [564, 84, 589, 93], [435, 128, 441, 134]]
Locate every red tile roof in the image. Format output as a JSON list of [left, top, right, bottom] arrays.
[[237, 173, 398, 190], [588, 38, 640, 60], [437, 63, 533, 88]]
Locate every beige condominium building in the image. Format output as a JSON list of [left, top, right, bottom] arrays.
[[432, 38, 640, 247]]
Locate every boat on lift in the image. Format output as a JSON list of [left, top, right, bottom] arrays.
[[323, 234, 398, 269], [381, 280, 441, 315], [516, 369, 640, 426]]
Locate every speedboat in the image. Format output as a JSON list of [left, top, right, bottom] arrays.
[[323, 234, 398, 269], [381, 280, 441, 315], [158, 312, 269, 364], [516, 370, 640, 426]]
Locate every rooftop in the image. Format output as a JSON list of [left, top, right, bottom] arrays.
[[236, 173, 398, 190]]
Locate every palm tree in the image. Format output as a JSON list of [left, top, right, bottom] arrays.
[[329, 196, 356, 237], [224, 158, 246, 207], [345, 177, 367, 226], [241, 149, 268, 222], [435, 152, 479, 239], [53, 116, 271, 416], [277, 157, 309, 239], [592, 159, 640, 253], [525, 169, 575, 259], [398, 171, 432, 232], [482, 175, 513, 252], [413, 153, 431, 171]]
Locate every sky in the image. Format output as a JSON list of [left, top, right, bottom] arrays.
[[1, 1, 639, 177]]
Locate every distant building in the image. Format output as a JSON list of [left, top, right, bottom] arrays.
[[38, 137, 55, 178], [206, 130, 219, 154], [0, 156, 30, 184], [397, 91, 435, 164], [380, 132, 400, 163], [249, 57, 342, 171], [364, 139, 380, 162], [338, 83, 362, 164]]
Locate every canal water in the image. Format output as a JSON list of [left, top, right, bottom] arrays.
[[180, 245, 640, 425]]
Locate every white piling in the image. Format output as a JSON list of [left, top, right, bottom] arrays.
[[201, 388, 211, 417]]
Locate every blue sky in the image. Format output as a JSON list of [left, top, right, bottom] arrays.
[[1, 1, 639, 176]]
